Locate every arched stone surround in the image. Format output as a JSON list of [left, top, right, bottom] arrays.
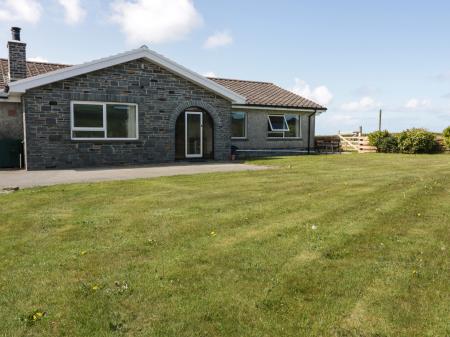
[[170, 100, 229, 160]]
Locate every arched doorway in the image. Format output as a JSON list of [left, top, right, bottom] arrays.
[[175, 108, 214, 160]]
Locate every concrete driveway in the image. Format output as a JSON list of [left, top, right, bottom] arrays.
[[0, 162, 268, 190]]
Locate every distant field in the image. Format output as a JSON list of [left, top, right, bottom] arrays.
[[1, 154, 449, 336]]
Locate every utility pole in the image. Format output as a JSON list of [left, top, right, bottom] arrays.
[[378, 109, 382, 131]]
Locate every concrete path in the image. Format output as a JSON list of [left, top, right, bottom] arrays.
[[0, 163, 268, 190]]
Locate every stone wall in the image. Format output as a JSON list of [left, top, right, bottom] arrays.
[[231, 108, 316, 151], [0, 102, 23, 140], [23, 58, 232, 170], [7, 41, 27, 81]]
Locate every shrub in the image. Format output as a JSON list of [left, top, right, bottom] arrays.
[[368, 130, 397, 152], [378, 135, 398, 153], [368, 130, 389, 148], [443, 126, 450, 149], [396, 128, 437, 154]]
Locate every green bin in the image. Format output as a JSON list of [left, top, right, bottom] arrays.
[[0, 139, 23, 168]]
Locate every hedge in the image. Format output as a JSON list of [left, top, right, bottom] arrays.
[[443, 126, 450, 149], [368, 128, 439, 154]]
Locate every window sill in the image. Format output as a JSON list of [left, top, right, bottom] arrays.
[[231, 137, 248, 141], [71, 138, 140, 143], [266, 137, 303, 141]]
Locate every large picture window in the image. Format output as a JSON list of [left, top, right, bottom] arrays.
[[231, 111, 247, 139], [71, 102, 138, 140], [267, 114, 301, 138]]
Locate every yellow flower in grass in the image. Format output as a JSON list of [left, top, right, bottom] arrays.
[[210, 231, 217, 237], [92, 285, 99, 291], [80, 250, 87, 255], [31, 311, 45, 321]]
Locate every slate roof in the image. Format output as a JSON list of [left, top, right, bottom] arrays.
[[209, 77, 326, 110], [0, 58, 69, 89]]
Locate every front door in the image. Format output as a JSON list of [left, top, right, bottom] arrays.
[[185, 111, 203, 158]]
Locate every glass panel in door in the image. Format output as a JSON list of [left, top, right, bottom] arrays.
[[185, 112, 203, 158]]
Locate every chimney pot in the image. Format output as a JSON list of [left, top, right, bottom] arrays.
[[11, 27, 21, 41]]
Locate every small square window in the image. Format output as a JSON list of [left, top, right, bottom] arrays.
[[268, 115, 289, 132], [106, 104, 137, 139], [73, 104, 103, 128]]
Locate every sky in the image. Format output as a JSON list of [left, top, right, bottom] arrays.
[[1, 0, 449, 135]]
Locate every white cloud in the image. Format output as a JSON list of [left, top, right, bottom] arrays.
[[291, 78, 333, 106], [28, 56, 48, 62], [0, 0, 42, 23], [340, 96, 381, 112], [204, 31, 233, 49], [110, 0, 203, 45], [203, 71, 217, 77], [404, 98, 431, 109], [57, 0, 86, 25]]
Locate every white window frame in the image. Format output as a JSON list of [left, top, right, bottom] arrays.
[[185, 111, 203, 158], [267, 113, 302, 139], [70, 101, 139, 141], [231, 111, 247, 139], [267, 114, 290, 132]]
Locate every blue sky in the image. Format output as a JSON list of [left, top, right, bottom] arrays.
[[1, 0, 449, 134]]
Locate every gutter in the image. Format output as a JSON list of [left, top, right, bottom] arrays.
[[232, 104, 327, 112], [307, 110, 317, 154]]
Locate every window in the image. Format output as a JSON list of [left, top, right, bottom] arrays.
[[106, 104, 137, 138], [284, 114, 300, 138], [73, 104, 103, 128], [268, 115, 289, 132], [231, 111, 247, 138], [71, 102, 138, 140], [267, 114, 301, 138]]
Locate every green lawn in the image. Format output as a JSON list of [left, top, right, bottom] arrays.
[[1, 154, 449, 337]]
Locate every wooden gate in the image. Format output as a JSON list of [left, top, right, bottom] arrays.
[[338, 133, 377, 153]]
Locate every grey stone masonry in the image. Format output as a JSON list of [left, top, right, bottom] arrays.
[[23, 58, 232, 170], [8, 41, 27, 81]]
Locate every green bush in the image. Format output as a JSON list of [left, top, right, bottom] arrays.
[[368, 130, 389, 149], [378, 135, 398, 153], [443, 126, 450, 149], [368, 130, 397, 152], [396, 128, 437, 154]]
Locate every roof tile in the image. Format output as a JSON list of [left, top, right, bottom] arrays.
[[208, 77, 326, 110], [0, 58, 70, 89]]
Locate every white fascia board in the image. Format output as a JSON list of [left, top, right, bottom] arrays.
[[232, 105, 327, 113], [7, 47, 246, 104]]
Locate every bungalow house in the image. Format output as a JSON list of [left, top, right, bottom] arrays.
[[0, 27, 326, 170]]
